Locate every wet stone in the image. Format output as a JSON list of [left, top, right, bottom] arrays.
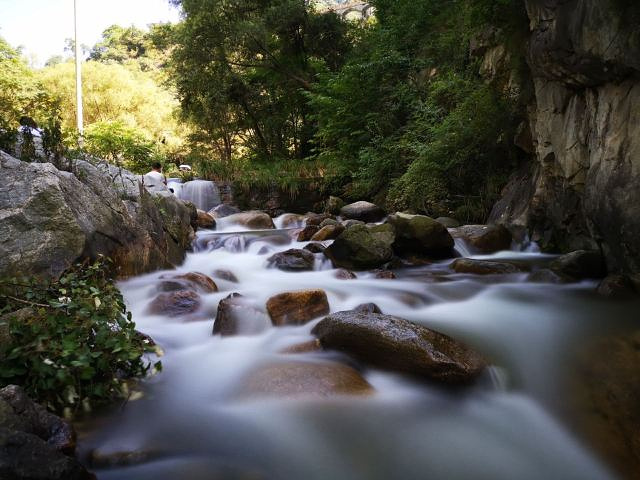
[[149, 291, 202, 317], [267, 289, 330, 326], [335, 269, 358, 280], [451, 258, 525, 275], [267, 249, 315, 272]]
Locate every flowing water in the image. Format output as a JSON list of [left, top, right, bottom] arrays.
[[175, 179, 221, 211], [79, 215, 639, 480]]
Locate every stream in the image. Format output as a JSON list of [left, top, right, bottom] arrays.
[[78, 214, 637, 480]]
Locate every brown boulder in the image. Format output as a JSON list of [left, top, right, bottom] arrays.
[[450, 225, 512, 254], [159, 272, 218, 293], [312, 311, 486, 384], [224, 211, 275, 230], [195, 210, 216, 229], [311, 224, 345, 241], [236, 361, 373, 399], [451, 258, 525, 275], [148, 290, 201, 317], [266, 289, 330, 326]]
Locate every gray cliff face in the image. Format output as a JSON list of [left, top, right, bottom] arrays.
[[0, 151, 196, 279], [490, 0, 640, 273]]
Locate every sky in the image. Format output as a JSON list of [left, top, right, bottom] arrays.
[[0, 0, 181, 66]]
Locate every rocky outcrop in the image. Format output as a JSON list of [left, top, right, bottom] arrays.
[[488, 1, 640, 274], [0, 385, 93, 480], [0, 152, 195, 279], [312, 311, 486, 384]]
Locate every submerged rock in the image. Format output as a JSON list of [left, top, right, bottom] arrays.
[[236, 361, 373, 399], [196, 210, 216, 229], [387, 213, 454, 257], [450, 225, 512, 253], [451, 258, 525, 275], [550, 250, 607, 279], [148, 291, 201, 317], [266, 289, 330, 326], [312, 311, 486, 384], [325, 224, 394, 270], [0, 385, 92, 480], [267, 249, 315, 272], [280, 339, 322, 354], [212, 269, 239, 283], [340, 201, 385, 223], [224, 211, 275, 230], [208, 204, 241, 219], [213, 293, 269, 336]]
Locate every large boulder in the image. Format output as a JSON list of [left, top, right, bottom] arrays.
[[387, 213, 454, 257], [550, 250, 607, 279], [0, 152, 195, 279], [236, 361, 373, 399], [266, 290, 330, 326], [0, 385, 93, 480], [312, 311, 486, 384], [224, 211, 275, 230], [267, 249, 315, 272], [450, 225, 512, 254], [340, 201, 385, 223], [212, 293, 269, 336], [324, 224, 394, 270]]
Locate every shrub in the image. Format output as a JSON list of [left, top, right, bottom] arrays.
[[0, 259, 159, 415]]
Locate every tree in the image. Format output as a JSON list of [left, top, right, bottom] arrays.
[[169, 0, 351, 164]]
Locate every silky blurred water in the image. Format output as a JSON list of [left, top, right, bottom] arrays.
[[79, 215, 635, 480]]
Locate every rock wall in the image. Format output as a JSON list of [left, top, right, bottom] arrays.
[[490, 0, 640, 273], [0, 151, 196, 279]]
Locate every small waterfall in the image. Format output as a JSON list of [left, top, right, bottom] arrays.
[[453, 237, 473, 257], [177, 180, 221, 211]]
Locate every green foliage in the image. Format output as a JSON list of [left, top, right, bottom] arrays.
[[0, 259, 158, 414], [84, 121, 157, 173]]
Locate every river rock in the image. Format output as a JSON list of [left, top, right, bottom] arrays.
[[267, 249, 315, 272], [335, 269, 358, 280], [387, 213, 454, 257], [311, 224, 345, 241], [148, 290, 201, 317], [436, 217, 461, 228], [297, 225, 319, 241], [451, 258, 524, 275], [212, 269, 239, 283], [374, 270, 396, 279], [312, 311, 486, 384], [196, 210, 216, 229], [213, 293, 269, 336], [305, 213, 332, 226], [325, 196, 345, 215], [340, 201, 385, 223], [159, 272, 218, 293], [325, 224, 394, 270], [236, 361, 373, 399], [0, 152, 195, 279], [208, 204, 241, 219], [266, 290, 330, 326], [0, 385, 92, 480], [224, 211, 275, 230], [450, 225, 512, 253], [304, 243, 326, 254], [550, 250, 607, 279]]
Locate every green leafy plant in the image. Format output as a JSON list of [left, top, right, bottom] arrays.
[[0, 259, 159, 414]]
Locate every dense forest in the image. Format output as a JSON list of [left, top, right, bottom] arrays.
[[1, 0, 532, 222]]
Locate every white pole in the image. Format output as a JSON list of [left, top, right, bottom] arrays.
[[74, 0, 84, 137]]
